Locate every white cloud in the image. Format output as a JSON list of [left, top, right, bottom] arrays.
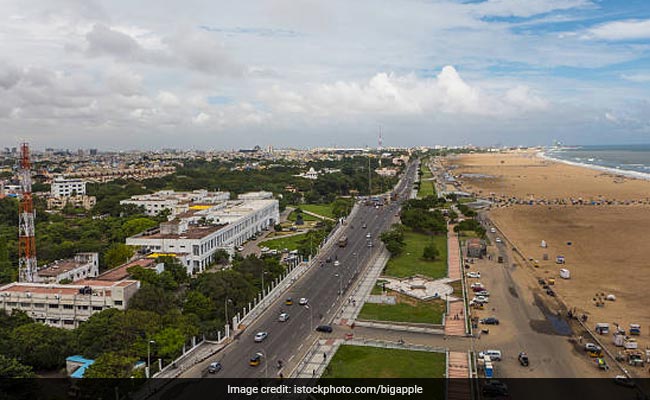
[[621, 73, 650, 83], [585, 19, 650, 40], [470, 0, 591, 18]]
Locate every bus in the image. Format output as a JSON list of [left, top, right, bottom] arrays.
[[337, 236, 348, 247]]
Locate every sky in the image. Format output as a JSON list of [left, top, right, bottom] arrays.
[[1, 0, 649, 150]]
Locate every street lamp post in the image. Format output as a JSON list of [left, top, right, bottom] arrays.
[[225, 298, 232, 327], [147, 340, 155, 378]]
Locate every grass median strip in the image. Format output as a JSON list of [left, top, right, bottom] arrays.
[[384, 231, 447, 279], [322, 345, 446, 378]]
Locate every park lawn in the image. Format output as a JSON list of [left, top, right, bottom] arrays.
[[449, 279, 463, 296], [260, 234, 305, 251], [288, 210, 318, 222], [322, 345, 446, 378], [384, 231, 447, 279], [298, 203, 335, 219], [357, 297, 445, 325], [418, 180, 435, 198]]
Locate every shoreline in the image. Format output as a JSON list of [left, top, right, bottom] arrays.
[[537, 150, 650, 182]]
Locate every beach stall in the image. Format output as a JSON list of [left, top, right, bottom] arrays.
[[559, 268, 571, 279], [595, 323, 610, 335], [630, 324, 641, 335], [556, 255, 565, 264]]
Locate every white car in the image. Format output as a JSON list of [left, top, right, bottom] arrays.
[[366, 233, 371, 238], [278, 312, 289, 322], [475, 290, 490, 297], [334, 260, 340, 266], [254, 332, 268, 342], [467, 272, 481, 278], [470, 282, 484, 289], [490, 227, 496, 233], [495, 237, 502, 243], [478, 350, 502, 361], [299, 297, 309, 305], [236, 246, 244, 252], [472, 296, 489, 304]]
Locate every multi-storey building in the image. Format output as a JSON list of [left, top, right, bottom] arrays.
[[51, 177, 87, 197], [119, 189, 230, 217], [34, 253, 99, 284], [0, 279, 139, 329], [126, 197, 279, 274]]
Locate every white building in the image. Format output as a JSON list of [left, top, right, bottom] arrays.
[[51, 178, 87, 197], [0, 279, 140, 329], [34, 253, 99, 284], [237, 191, 273, 200], [126, 197, 280, 274], [296, 167, 319, 180], [119, 189, 230, 218]]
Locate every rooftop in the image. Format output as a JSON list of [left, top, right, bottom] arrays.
[[140, 223, 226, 240], [96, 258, 156, 281]]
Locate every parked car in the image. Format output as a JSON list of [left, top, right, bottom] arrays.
[[334, 260, 340, 266], [236, 246, 244, 252], [316, 325, 333, 333], [518, 352, 529, 366], [467, 272, 481, 278], [495, 237, 502, 243], [585, 343, 601, 352], [470, 282, 484, 288], [208, 361, 222, 373], [472, 296, 489, 304], [478, 350, 502, 361], [613, 375, 636, 388], [299, 297, 309, 305], [249, 352, 263, 366], [278, 312, 289, 322], [546, 289, 556, 297], [254, 332, 268, 342], [480, 317, 499, 325], [475, 290, 490, 297], [490, 227, 497, 233], [537, 278, 546, 285], [472, 286, 486, 292]]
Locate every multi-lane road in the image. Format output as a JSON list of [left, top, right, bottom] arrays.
[[177, 160, 419, 380]]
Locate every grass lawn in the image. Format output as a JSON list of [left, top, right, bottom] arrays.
[[288, 210, 318, 222], [358, 293, 445, 325], [297, 203, 335, 219], [449, 279, 462, 296], [418, 180, 435, 198], [260, 234, 305, 251], [384, 231, 447, 279], [322, 345, 446, 378], [371, 280, 388, 295]]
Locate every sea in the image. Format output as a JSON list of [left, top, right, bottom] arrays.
[[542, 144, 650, 180]]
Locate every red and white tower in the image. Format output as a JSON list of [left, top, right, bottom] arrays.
[[18, 142, 37, 282]]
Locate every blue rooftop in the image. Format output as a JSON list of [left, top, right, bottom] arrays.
[[66, 355, 95, 378]]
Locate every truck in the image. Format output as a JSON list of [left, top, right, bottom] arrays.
[[337, 236, 348, 248]]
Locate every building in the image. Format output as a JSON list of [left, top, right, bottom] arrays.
[[375, 167, 398, 177], [47, 195, 96, 211], [0, 279, 140, 329], [51, 177, 87, 197], [466, 238, 487, 258], [34, 253, 99, 284], [120, 189, 230, 218], [126, 197, 279, 274], [297, 167, 319, 180], [237, 191, 273, 200]]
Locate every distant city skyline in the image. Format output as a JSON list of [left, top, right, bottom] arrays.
[[1, 0, 649, 150]]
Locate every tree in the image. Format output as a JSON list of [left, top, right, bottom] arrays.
[[183, 291, 215, 321], [380, 225, 406, 256], [77, 309, 127, 358], [152, 327, 185, 361], [128, 285, 177, 315], [422, 243, 440, 261], [10, 323, 76, 370], [104, 244, 134, 268], [122, 218, 158, 237], [0, 354, 35, 378], [331, 198, 353, 219], [84, 352, 137, 378]]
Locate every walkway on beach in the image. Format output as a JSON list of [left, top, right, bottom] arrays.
[[445, 226, 466, 336]]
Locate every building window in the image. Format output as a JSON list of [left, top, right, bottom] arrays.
[[63, 320, 74, 325], [20, 302, 30, 307], [34, 303, 45, 308], [114, 300, 123, 306], [77, 305, 88, 310], [6, 302, 17, 307], [92, 306, 103, 311], [48, 304, 59, 309], [49, 319, 59, 324], [63, 304, 74, 309]]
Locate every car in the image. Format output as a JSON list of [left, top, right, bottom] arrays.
[[518, 352, 529, 366], [366, 233, 371, 238], [299, 297, 308, 305], [546, 289, 556, 297], [613, 375, 636, 388], [475, 290, 490, 297], [362, 223, 367, 229], [537, 278, 546, 285], [467, 272, 481, 278], [334, 260, 340, 266], [478, 350, 502, 361], [334, 273, 339, 277], [285, 298, 293, 306], [208, 361, 222, 373], [472, 296, 489, 304], [472, 286, 486, 293], [367, 241, 373, 248], [480, 317, 499, 325], [236, 246, 244, 252], [490, 227, 496, 233], [278, 312, 289, 322], [254, 332, 268, 342], [495, 237, 502, 243], [470, 282, 484, 288], [326, 257, 332, 263], [249, 352, 263, 366], [584, 343, 601, 352], [316, 325, 333, 333]]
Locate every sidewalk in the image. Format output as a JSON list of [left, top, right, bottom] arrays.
[[334, 249, 390, 326], [294, 339, 342, 378], [447, 352, 472, 400], [445, 226, 468, 336]]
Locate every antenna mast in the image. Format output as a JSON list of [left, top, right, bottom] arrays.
[[18, 142, 37, 282]]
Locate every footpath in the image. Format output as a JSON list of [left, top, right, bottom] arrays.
[[445, 227, 467, 337]]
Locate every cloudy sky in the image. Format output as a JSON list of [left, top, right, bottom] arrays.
[[1, 0, 649, 150]]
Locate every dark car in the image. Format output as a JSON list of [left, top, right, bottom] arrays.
[[518, 352, 529, 366], [480, 317, 500, 325], [538, 279, 546, 285], [546, 289, 556, 297], [316, 325, 333, 333]]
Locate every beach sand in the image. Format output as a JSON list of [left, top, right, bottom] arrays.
[[445, 151, 650, 201], [448, 152, 650, 360]]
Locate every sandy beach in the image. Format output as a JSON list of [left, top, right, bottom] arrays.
[[447, 151, 650, 361]]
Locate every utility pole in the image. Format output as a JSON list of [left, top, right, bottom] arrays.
[[368, 155, 371, 196], [18, 143, 36, 283]]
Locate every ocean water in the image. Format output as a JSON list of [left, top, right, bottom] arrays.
[[544, 145, 650, 178]]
